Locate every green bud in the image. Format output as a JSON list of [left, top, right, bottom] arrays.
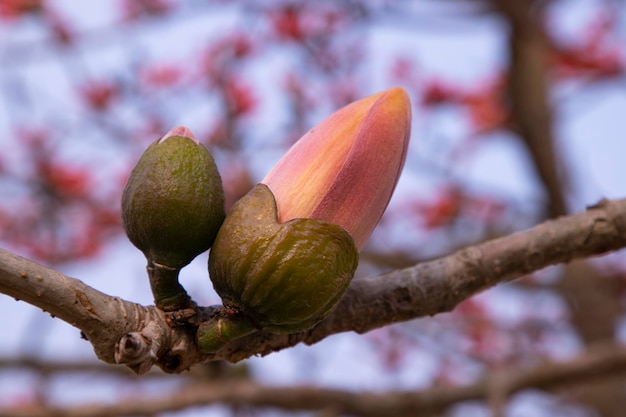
[[122, 130, 225, 310], [199, 184, 358, 352], [122, 133, 225, 268]]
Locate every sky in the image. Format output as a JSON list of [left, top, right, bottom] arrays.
[[1, 1, 625, 416]]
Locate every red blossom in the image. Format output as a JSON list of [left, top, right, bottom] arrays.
[[224, 78, 256, 117], [40, 164, 90, 198], [271, 4, 304, 41], [227, 34, 254, 59], [552, 46, 623, 79], [421, 80, 461, 106], [406, 186, 506, 231], [80, 81, 118, 111], [3, 196, 117, 263], [46, 9, 74, 45], [421, 75, 510, 133], [269, 4, 344, 42], [121, 0, 171, 21], [412, 187, 463, 230], [201, 34, 255, 84], [0, 0, 42, 19], [461, 90, 509, 134], [18, 128, 91, 199], [46, 165, 89, 197], [140, 63, 184, 88], [93, 206, 121, 230], [73, 216, 114, 258], [550, 13, 624, 80], [454, 299, 505, 362]]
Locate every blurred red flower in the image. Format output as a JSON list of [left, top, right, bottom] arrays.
[[140, 63, 184, 88], [0, 0, 42, 19], [224, 78, 256, 117], [80, 80, 118, 111]]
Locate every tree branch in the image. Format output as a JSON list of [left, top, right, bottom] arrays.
[[3, 342, 626, 417], [0, 250, 205, 374], [494, 0, 568, 218], [1, 198, 626, 372], [222, 198, 626, 361]]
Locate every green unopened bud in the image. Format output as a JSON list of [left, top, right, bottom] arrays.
[[198, 184, 358, 352], [122, 126, 225, 310]]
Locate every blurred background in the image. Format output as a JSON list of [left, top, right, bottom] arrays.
[[0, 0, 625, 416]]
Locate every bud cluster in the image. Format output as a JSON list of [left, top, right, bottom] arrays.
[[121, 88, 412, 353]]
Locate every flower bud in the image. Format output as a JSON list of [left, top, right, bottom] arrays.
[[199, 184, 358, 352], [198, 88, 411, 351], [122, 126, 225, 310], [263, 87, 411, 248]]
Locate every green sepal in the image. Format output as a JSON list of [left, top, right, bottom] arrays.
[[196, 311, 257, 353], [208, 184, 358, 334]]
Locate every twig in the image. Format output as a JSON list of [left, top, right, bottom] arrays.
[[1, 198, 626, 372], [3, 342, 626, 417]]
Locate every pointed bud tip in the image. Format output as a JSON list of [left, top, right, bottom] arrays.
[[261, 86, 412, 249], [380, 86, 407, 97], [159, 126, 198, 144], [379, 86, 411, 112]]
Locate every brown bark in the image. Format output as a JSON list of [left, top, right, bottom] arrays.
[[1, 197, 626, 372], [3, 342, 626, 417]]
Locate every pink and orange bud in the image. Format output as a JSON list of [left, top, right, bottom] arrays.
[[199, 89, 412, 352], [262, 87, 411, 249]]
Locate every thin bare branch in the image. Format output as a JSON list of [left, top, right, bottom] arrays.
[[3, 342, 626, 417]]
